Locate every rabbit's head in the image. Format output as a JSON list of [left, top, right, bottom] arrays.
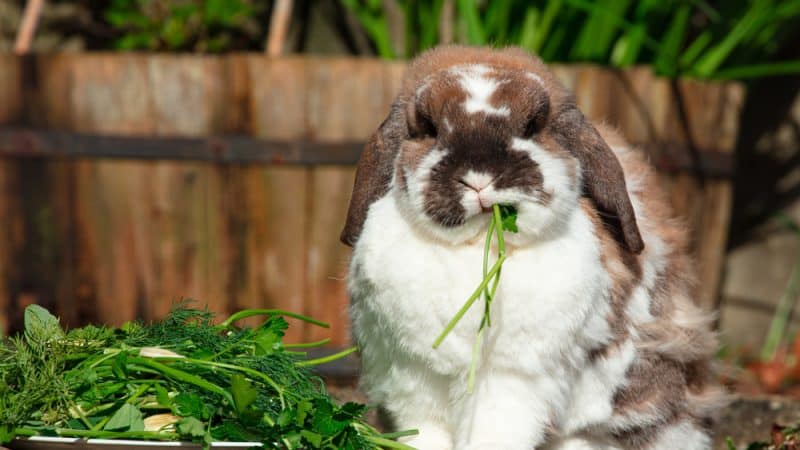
[[342, 46, 643, 253]]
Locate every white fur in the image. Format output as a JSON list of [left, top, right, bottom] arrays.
[[350, 190, 609, 449], [451, 65, 511, 117], [397, 147, 491, 244], [562, 339, 637, 433], [506, 138, 580, 247], [459, 170, 494, 216], [526, 72, 545, 87], [543, 436, 621, 450], [461, 170, 493, 192], [649, 420, 711, 450]]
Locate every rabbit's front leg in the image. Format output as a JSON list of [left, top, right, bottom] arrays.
[[454, 368, 558, 450], [376, 360, 454, 450]]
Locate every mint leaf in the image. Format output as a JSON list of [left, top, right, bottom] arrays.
[[24, 304, 64, 343]]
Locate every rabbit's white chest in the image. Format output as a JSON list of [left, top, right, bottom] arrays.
[[349, 193, 608, 376]]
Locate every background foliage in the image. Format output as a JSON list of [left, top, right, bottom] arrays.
[[1, 1, 798, 79], [341, 0, 800, 79]]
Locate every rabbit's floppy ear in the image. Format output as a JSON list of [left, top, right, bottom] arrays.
[[554, 106, 645, 254], [340, 100, 407, 247]]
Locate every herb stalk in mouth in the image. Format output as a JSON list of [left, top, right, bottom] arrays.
[[432, 204, 518, 392]]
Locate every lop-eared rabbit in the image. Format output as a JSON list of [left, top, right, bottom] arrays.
[[342, 46, 724, 450]]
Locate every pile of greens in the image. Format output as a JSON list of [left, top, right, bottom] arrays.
[[0, 304, 414, 449], [433, 204, 518, 392]]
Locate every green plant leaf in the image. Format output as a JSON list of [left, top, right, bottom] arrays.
[[155, 384, 172, 407], [24, 304, 64, 343], [230, 374, 258, 414], [456, 0, 486, 45], [173, 393, 210, 420], [176, 417, 206, 438], [654, 4, 691, 77], [711, 60, 800, 80], [499, 205, 519, 233], [300, 429, 322, 447], [531, 0, 564, 53], [103, 404, 144, 432]]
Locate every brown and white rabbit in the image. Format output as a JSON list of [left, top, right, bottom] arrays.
[[341, 46, 725, 450]]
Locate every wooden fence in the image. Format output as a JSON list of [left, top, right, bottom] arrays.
[[0, 54, 744, 346]]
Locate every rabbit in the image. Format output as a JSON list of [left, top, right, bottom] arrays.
[[341, 46, 725, 450]]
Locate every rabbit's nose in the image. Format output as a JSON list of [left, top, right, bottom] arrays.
[[459, 170, 493, 192], [478, 194, 493, 212]]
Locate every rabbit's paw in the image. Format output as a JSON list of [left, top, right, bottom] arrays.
[[401, 426, 452, 450]]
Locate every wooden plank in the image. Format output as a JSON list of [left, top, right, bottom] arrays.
[[0, 128, 365, 164], [304, 59, 401, 345], [677, 80, 744, 310], [224, 57, 309, 342], [0, 160, 21, 335], [66, 54, 236, 325], [144, 55, 229, 320], [66, 55, 155, 326], [1, 55, 80, 331], [0, 55, 22, 124], [0, 55, 22, 334]]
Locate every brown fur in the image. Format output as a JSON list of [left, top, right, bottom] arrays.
[[579, 125, 725, 446]]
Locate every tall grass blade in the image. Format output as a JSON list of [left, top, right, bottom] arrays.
[[531, 0, 564, 53], [679, 31, 713, 68], [654, 4, 691, 77], [692, 2, 772, 77], [519, 7, 541, 52], [456, 0, 486, 45], [712, 60, 800, 80], [570, 0, 633, 61]]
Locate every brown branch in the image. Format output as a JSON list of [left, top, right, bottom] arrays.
[[14, 0, 46, 55], [266, 0, 293, 56]]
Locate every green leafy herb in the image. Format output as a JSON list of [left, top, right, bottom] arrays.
[[104, 404, 144, 432], [433, 204, 519, 392], [0, 304, 416, 449]]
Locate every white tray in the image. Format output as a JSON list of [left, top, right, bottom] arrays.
[[9, 436, 262, 449]]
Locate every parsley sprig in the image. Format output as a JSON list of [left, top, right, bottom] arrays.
[[433, 204, 518, 393]]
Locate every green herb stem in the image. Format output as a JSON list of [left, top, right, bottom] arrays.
[[466, 325, 485, 393], [482, 213, 496, 305], [296, 347, 359, 367], [378, 429, 420, 440], [56, 428, 180, 440], [431, 255, 507, 349], [492, 204, 506, 255], [284, 338, 332, 349], [127, 357, 234, 406], [218, 309, 329, 329], [179, 358, 286, 408], [11, 428, 38, 437], [364, 435, 419, 450]]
